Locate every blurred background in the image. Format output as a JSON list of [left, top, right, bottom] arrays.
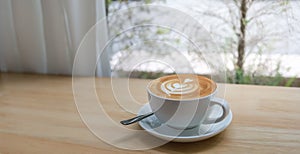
[[1, 0, 299, 87]]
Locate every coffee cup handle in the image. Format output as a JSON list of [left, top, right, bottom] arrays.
[[203, 97, 230, 124]]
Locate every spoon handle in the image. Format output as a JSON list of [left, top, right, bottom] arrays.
[[120, 112, 154, 125]]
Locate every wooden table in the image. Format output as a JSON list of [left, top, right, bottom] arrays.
[[0, 73, 300, 153]]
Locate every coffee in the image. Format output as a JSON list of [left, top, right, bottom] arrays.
[[148, 74, 216, 100]]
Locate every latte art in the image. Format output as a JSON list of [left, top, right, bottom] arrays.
[[148, 74, 217, 100], [161, 78, 201, 95]]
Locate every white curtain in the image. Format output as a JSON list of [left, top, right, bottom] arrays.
[[0, 0, 110, 76]]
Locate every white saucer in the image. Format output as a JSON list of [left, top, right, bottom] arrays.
[[138, 103, 232, 142]]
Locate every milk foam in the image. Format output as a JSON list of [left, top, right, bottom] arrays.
[[160, 78, 200, 95]]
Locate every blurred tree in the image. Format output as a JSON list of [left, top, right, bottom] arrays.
[[196, 0, 298, 85], [105, 0, 299, 86]]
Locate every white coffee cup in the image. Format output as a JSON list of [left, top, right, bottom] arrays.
[[147, 79, 230, 130]]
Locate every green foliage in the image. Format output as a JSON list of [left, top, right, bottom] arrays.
[[106, 0, 112, 5], [156, 28, 170, 35], [285, 77, 296, 87], [227, 68, 296, 87], [234, 69, 244, 84], [128, 71, 169, 79], [242, 18, 250, 26], [280, 0, 289, 6], [145, 0, 152, 4]]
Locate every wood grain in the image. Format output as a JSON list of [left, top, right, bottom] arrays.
[[0, 73, 300, 153]]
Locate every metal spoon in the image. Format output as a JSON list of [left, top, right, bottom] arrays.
[[120, 112, 154, 125]]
